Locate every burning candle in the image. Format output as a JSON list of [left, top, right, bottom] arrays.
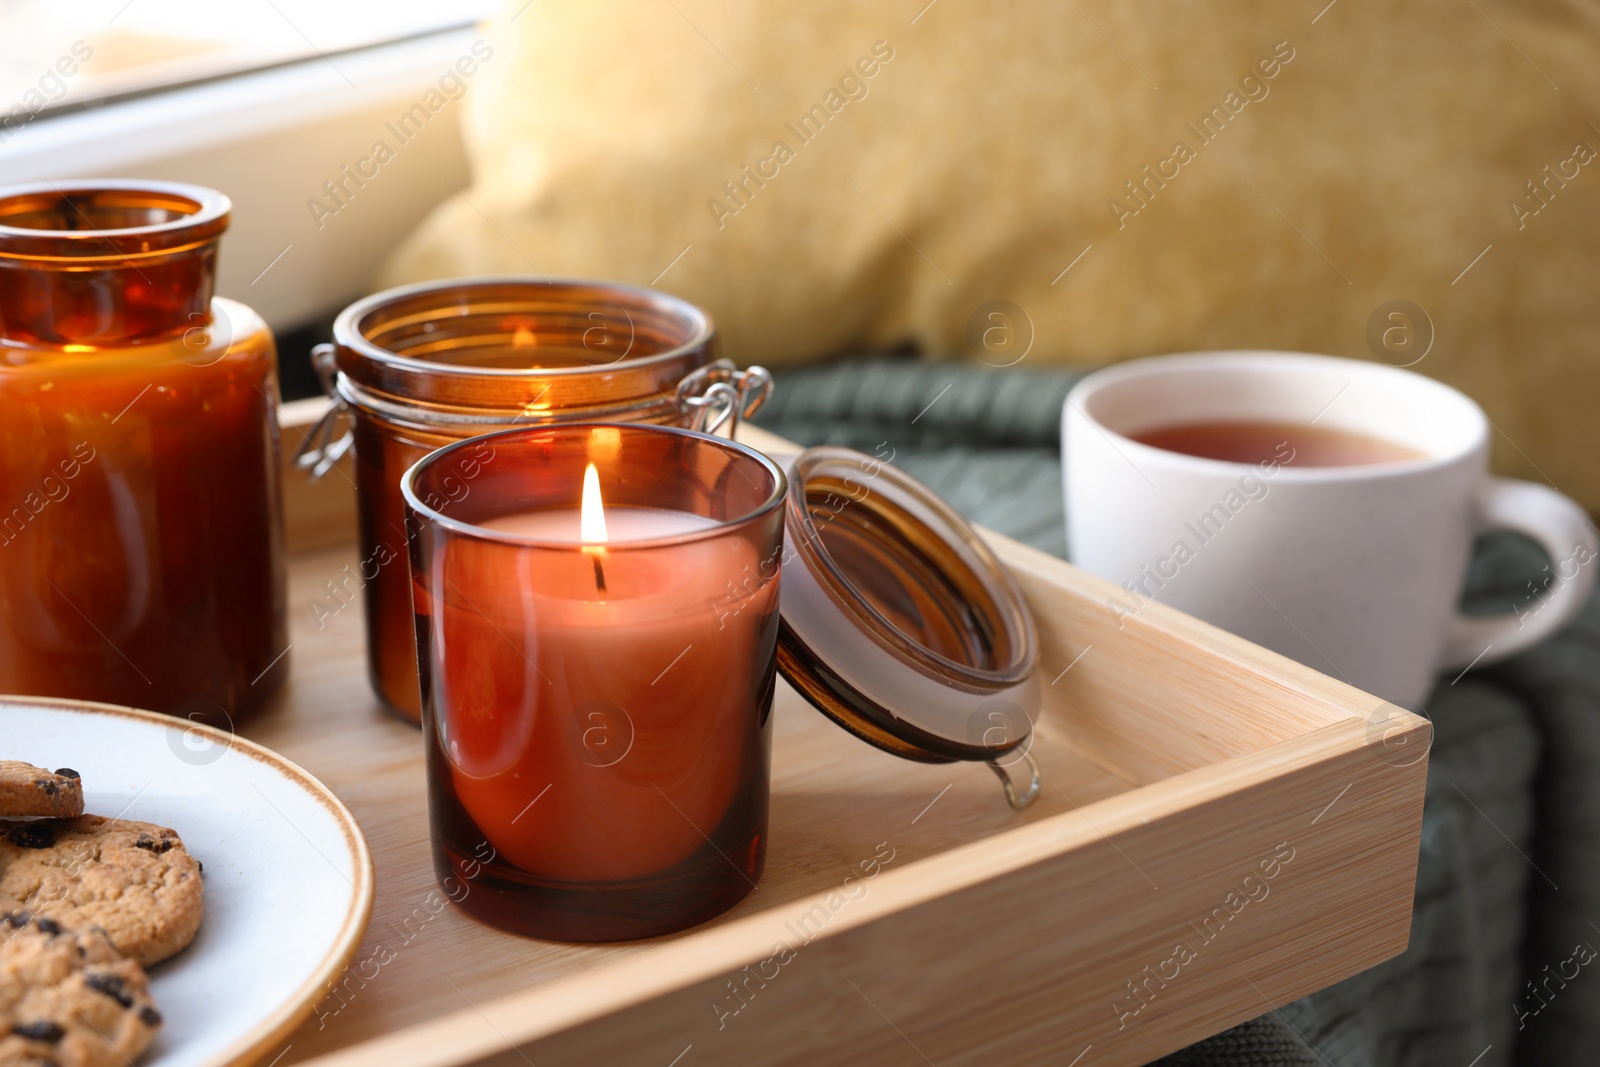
[[454, 468, 752, 881], [405, 424, 785, 941]]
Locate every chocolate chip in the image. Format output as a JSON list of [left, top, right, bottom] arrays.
[[34, 918, 61, 937], [134, 834, 174, 855], [3, 911, 31, 929], [83, 973, 133, 1008], [6, 823, 56, 849], [11, 1021, 64, 1043], [53, 768, 79, 780], [137, 1005, 162, 1027], [32, 779, 58, 796]]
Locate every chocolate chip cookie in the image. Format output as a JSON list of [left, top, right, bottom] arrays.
[[0, 912, 162, 1067], [0, 762, 83, 819], [0, 815, 204, 967]]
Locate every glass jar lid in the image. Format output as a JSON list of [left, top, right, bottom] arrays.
[[777, 447, 1042, 809]]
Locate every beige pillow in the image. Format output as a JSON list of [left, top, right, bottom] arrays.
[[382, 0, 1600, 509]]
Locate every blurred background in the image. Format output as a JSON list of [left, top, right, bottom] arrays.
[[6, 1, 1593, 511], [5, 0, 1597, 510]]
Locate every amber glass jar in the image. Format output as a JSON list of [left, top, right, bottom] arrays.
[[0, 181, 287, 723], [406, 424, 784, 940], [305, 278, 770, 724]]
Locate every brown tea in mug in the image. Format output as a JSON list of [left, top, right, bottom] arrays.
[[1131, 419, 1426, 467]]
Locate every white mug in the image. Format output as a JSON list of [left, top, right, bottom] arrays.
[[1062, 352, 1597, 708]]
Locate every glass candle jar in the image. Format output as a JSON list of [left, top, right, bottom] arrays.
[[0, 180, 287, 723], [303, 278, 770, 724], [403, 423, 784, 941]]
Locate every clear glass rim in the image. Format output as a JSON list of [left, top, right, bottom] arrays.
[[401, 423, 787, 550], [0, 180, 230, 261], [784, 447, 1038, 691], [333, 275, 716, 382]]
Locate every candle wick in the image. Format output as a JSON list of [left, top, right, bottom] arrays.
[[592, 554, 608, 594]]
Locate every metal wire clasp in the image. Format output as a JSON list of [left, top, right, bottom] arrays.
[[675, 359, 774, 437], [294, 343, 352, 479], [987, 752, 1041, 811]]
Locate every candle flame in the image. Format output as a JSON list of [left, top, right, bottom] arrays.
[[580, 462, 608, 544]]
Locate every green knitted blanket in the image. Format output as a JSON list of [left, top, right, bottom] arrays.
[[756, 358, 1600, 1067]]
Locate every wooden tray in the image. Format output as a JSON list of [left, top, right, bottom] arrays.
[[256, 399, 1429, 1067]]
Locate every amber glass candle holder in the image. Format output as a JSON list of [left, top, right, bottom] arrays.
[[403, 423, 785, 941], [303, 278, 770, 725], [0, 180, 286, 723]]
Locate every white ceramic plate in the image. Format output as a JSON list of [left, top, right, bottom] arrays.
[[2, 696, 375, 1067]]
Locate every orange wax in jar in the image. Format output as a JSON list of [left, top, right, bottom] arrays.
[[440, 507, 762, 882], [0, 182, 287, 722]]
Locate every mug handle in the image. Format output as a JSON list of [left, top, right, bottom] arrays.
[[1440, 477, 1598, 669]]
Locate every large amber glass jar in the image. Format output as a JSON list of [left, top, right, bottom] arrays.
[[304, 278, 770, 725], [0, 181, 287, 724]]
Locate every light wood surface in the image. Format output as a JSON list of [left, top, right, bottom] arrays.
[[250, 404, 1429, 1067]]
